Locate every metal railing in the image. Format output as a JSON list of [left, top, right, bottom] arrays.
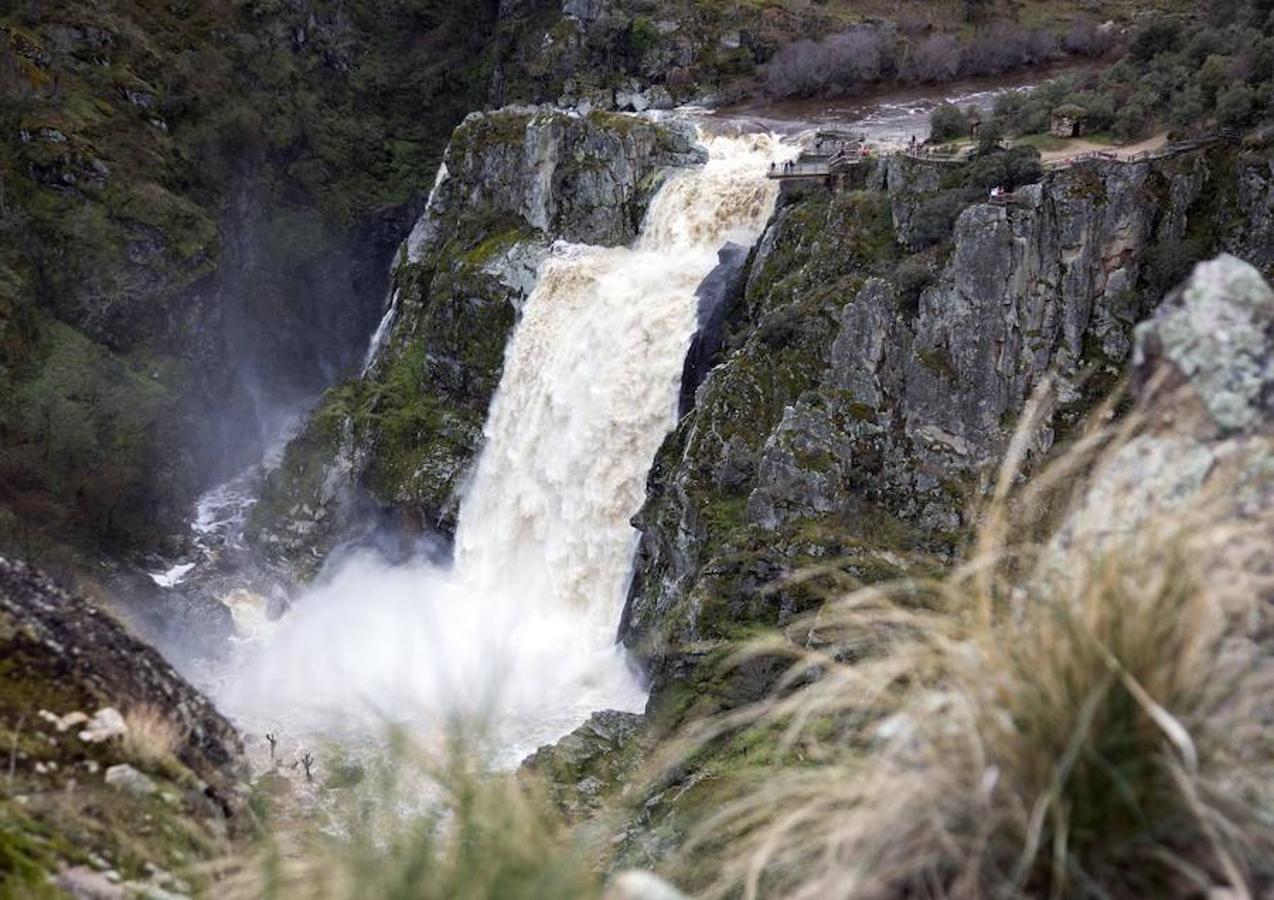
[[767, 162, 832, 178]]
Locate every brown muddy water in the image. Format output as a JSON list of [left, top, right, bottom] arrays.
[[702, 63, 1096, 146]]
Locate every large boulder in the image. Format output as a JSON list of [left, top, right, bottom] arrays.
[[1056, 255, 1274, 552]]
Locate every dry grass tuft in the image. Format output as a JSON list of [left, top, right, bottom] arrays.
[[686, 390, 1274, 899], [122, 704, 183, 770]]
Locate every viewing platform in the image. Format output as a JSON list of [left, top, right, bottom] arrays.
[[766, 153, 869, 193], [767, 160, 836, 179]]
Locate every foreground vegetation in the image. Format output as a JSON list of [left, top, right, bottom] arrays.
[[685, 394, 1274, 896]]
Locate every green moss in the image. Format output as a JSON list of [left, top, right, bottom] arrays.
[[450, 111, 533, 159], [847, 401, 876, 422], [918, 346, 957, 381], [702, 494, 749, 537], [1068, 166, 1109, 201], [463, 228, 526, 268]]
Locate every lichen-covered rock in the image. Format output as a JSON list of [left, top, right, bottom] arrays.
[[1133, 254, 1274, 436], [104, 763, 157, 797], [249, 108, 704, 572], [522, 710, 650, 821], [622, 144, 1272, 706], [1045, 256, 1274, 626], [1055, 256, 1274, 541]]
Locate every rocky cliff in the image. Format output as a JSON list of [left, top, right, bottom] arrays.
[[247, 108, 704, 574], [0, 0, 499, 572], [602, 250, 1274, 892], [619, 141, 1274, 712]]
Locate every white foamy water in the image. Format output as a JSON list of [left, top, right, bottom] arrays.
[[215, 131, 785, 764]]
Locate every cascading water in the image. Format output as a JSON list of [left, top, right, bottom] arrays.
[[216, 130, 786, 764]]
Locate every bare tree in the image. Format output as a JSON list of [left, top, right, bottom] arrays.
[[7, 714, 25, 788], [913, 34, 961, 83]]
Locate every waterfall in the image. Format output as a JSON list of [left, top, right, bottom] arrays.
[[362, 162, 452, 375], [215, 131, 784, 764], [361, 287, 399, 375]]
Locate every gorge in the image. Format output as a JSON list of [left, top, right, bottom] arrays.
[[5, 1, 1274, 897]]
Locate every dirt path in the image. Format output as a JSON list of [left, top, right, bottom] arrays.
[[1038, 132, 1169, 164]]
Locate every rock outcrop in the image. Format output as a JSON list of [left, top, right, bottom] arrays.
[[248, 108, 704, 574], [1055, 254, 1274, 552], [523, 710, 650, 822], [604, 250, 1274, 891], [0, 555, 246, 890], [621, 143, 1274, 706]]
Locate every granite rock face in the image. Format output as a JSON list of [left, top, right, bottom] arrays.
[[248, 108, 704, 574], [1134, 254, 1274, 436], [621, 145, 1273, 702]]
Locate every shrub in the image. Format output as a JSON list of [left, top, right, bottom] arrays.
[[1113, 100, 1151, 141], [912, 34, 961, 83], [1129, 18, 1184, 62], [964, 147, 1042, 191], [764, 26, 887, 98], [965, 24, 1057, 77], [1014, 97, 1054, 134], [1063, 17, 1113, 57], [1186, 27, 1229, 63], [976, 117, 1006, 153], [893, 256, 934, 316], [1169, 86, 1208, 130], [764, 39, 825, 97], [928, 103, 967, 142], [629, 16, 658, 56], [828, 28, 886, 86], [910, 190, 970, 249], [1217, 83, 1256, 126]]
